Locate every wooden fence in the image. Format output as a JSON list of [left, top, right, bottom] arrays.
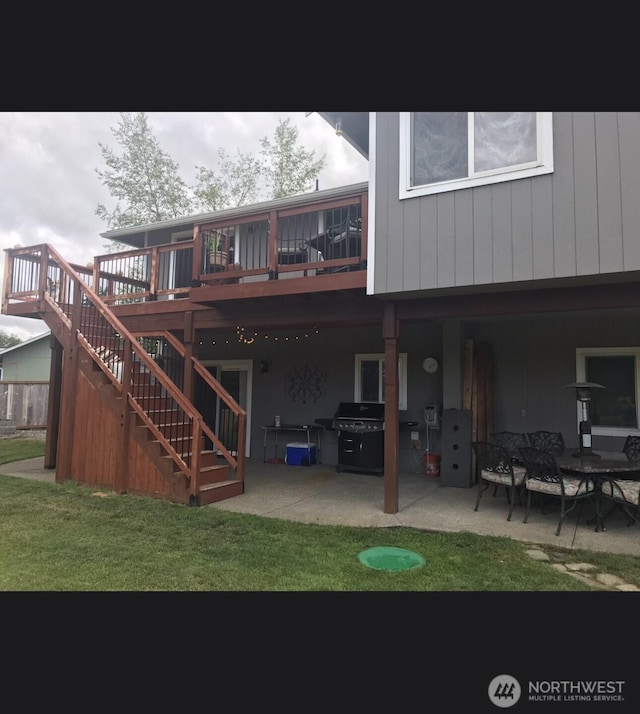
[[0, 382, 49, 427]]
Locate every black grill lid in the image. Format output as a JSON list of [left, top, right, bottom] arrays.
[[334, 402, 385, 420]]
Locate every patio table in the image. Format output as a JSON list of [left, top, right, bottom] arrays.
[[556, 450, 640, 530], [262, 424, 322, 464]]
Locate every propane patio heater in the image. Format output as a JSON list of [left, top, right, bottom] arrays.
[[565, 381, 605, 459]]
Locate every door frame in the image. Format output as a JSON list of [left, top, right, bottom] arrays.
[[200, 359, 253, 458]]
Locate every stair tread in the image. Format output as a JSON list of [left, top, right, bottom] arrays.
[[199, 479, 238, 492], [160, 453, 224, 463]]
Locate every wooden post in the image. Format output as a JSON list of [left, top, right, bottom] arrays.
[[56, 277, 81, 481], [44, 335, 63, 469], [1, 249, 12, 314], [462, 338, 474, 411], [463, 338, 475, 483], [192, 226, 203, 284], [149, 246, 159, 300], [268, 210, 279, 278], [116, 338, 133, 493], [183, 311, 195, 404], [38, 250, 49, 310], [382, 302, 399, 514]]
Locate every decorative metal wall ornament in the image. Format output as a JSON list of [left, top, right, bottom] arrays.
[[284, 364, 327, 404]]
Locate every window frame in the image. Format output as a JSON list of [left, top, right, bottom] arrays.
[[575, 347, 640, 437], [354, 353, 407, 410], [399, 112, 554, 199]]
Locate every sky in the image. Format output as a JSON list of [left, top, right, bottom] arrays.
[[0, 111, 369, 342]]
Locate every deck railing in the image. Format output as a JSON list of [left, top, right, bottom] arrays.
[[2, 189, 367, 312], [79, 190, 367, 304]]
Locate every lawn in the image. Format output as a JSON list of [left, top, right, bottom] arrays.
[[1, 438, 640, 591]]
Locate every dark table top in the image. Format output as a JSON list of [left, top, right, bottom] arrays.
[[557, 450, 640, 475]]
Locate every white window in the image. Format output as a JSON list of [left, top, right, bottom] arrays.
[[399, 112, 554, 199], [576, 347, 640, 437], [355, 353, 407, 410]]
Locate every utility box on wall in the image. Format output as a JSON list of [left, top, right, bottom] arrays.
[[440, 409, 473, 488]]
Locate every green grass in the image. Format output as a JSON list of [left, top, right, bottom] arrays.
[[1, 438, 639, 591], [0, 437, 47, 465]]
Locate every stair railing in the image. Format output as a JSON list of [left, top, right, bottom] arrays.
[[7, 243, 241, 500], [133, 329, 246, 474]]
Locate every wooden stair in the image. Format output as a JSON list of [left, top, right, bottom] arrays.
[[5, 243, 245, 507], [80, 333, 244, 506]]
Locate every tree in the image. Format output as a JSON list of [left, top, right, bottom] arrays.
[[192, 148, 263, 212], [95, 112, 194, 231], [260, 118, 326, 200], [192, 120, 325, 211], [0, 329, 21, 348], [96, 114, 326, 229]]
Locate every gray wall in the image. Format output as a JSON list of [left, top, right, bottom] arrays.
[[466, 311, 640, 452], [372, 112, 640, 296], [201, 311, 639, 469], [196, 322, 443, 471]]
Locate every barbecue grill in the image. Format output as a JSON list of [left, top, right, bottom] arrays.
[[332, 402, 385, 476]]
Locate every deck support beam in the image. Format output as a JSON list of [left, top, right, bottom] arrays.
[[383, 301, 400, 514]]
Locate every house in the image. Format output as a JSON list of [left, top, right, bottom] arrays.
[[0, 330, 51, 427], [0, 330, 52, 381], [3, 112, 640, 515]]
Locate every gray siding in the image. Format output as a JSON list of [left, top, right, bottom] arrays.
[[0, 337, 51, 381], [372, 112, 640, 296]]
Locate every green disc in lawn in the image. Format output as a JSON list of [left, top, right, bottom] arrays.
[[358, 546, 425, 571]]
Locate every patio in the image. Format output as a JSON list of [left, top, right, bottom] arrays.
[[5, 453, 637, 556], [213, 460, 640, 556]]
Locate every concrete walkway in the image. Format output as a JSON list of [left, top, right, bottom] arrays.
[[2, 455, 639, 556]]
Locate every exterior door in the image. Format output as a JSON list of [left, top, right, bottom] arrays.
[[197, 360, 252, 458]]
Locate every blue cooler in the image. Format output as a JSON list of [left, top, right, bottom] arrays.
[[285, 442, 317, 466]]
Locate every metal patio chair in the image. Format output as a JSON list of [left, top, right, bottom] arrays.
[[488, 432, 529, 496], [492, 431, 529, 458], [519, 446, 597, 536], [599, 477, 640, 528], [622, 435, 640, 461], [527, 430, 566, 456], [471, 441, 527, 521]]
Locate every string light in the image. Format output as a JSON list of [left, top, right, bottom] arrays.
[[200, 326, 320, 348]]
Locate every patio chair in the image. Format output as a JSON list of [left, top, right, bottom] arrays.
[[519, 446, 597, 536], [471, 441, 527, 521], [527, 430, 566, 456], [492, 431, 529, 458], [488, 432, 529, 496], [622, 435, 640, 461], [599, 477, 640, 527]]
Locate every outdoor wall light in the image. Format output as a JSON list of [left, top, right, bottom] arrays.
[[259, 360, 268, 374], [565, 381, 605, 459]]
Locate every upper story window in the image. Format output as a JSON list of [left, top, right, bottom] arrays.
[[576, 347, 640, 437], [399, 112, 554, 199]]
